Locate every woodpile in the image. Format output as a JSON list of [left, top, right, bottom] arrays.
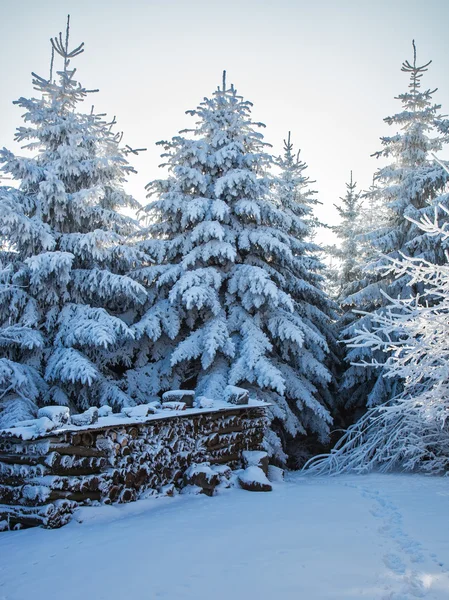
[[0, 406, 266, 530]]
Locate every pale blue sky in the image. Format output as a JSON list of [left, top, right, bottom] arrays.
[[1, 0, 449, 242]]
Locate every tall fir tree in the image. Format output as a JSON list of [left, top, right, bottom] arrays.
[[273, 132, 319, 231], [273, 133, 338, 456], [0, 18, 147, 427], [130, 76, 334, 462], [0, 246, 47, 427], [339, 41, 449, 412], [328, 172, 364, 303], [325, 173, 365, 417]]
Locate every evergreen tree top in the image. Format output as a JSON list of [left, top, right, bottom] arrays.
[[365, 40, 448, 234], [334, 171, 362, 221], [24, 15, 93, 119], [2, 15, 145, 252], [276, 132, 314, 187], [273, 132, 319, 234], [327, 172, 364, 304], [398, 40, 436, 113], [373, 41, 444, 166], [0, 17, 148, 421], [150, 71, 272, 192], [184, 70, 269, 147]]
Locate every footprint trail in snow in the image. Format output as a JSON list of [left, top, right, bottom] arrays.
[[357, 485, 449, 599]]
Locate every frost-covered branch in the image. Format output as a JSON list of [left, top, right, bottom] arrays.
[[307, 209, 449, 474]]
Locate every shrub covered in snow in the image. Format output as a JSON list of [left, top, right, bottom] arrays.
[[307, 209, 449, 474]]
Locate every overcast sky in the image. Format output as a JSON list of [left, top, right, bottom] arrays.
[[1, 0, 449, 244]]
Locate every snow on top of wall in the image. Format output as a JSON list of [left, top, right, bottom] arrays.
[[0, 392, 268, 441]]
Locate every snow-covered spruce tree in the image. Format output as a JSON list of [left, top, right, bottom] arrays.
[[339, 41, 449, 412], [0, 244, 47, 428], [307, 208, 449, 475], [272, 133, 339, 458], [328, 172, 364, 303], [131, 75, 334, 463], [273, 132, 320, 234], [324, 173, 366, 418], [320, 259, 341, 302], [0, 18, 147, 426]]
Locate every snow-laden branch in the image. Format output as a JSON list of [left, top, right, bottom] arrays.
[[307, 207, 449, 474]]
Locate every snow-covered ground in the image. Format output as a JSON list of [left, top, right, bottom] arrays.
[[1, 473, 449, 600]]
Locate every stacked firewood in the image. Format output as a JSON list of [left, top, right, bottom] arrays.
[[0, 406, 266, 530]]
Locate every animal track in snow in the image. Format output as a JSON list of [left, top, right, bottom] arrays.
[[360, 486, 425, 565], [359, 485, 444, 599], [383, 552, 406, 574]]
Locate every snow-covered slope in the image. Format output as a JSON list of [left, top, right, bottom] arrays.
[[1, 474, 449, 599]]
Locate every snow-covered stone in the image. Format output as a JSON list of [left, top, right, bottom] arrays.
[[160, 483, 177, 497], [180, 484, 203, 496], [211, 464, 232, 479], [211, 464, 232, 488]]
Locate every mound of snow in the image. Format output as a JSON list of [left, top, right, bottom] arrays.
[[194, 396, 214, 409], [238, 466, 272, 492], [224, 385, 249, 405], [162, 401, 186, 411], [37, 406, 70, 427], [122, 404, 159, 419], [71, 407, 99, 427], [10, 416, 56, 438], [267, 465, 284, 482], [242, 450, 269, 475], [162, 390, 195, 407], [98, 405, 113, 418]]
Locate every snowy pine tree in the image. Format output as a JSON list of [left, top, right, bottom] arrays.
[[0, 18, 147, 426], [272, 133, 338, 455], [339, 41, 449, 411], [328, 172, 364, 303], [0, 245, 47, 427], [131, 75, 334, 462], [273, 132, 320, 234]]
